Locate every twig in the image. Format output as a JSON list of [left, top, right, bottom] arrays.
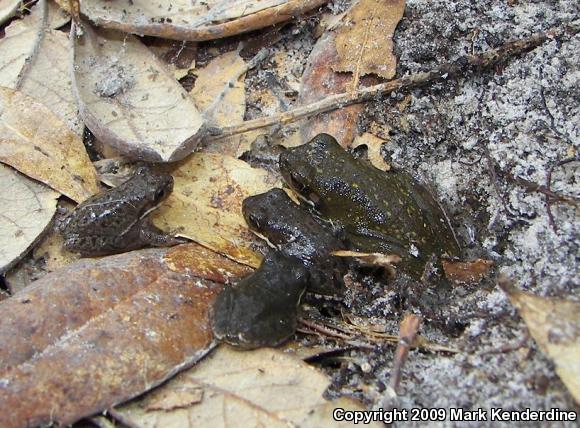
[[207, 26, 577, 140], [481, 140, 513, 216], [480, 329, 530, 355], [389, 314, 421, 394]]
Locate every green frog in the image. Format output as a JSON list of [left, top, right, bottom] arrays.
[[61, 167, 183, 256], [212, 251, 309, 349], [279, 133, 460, 279]]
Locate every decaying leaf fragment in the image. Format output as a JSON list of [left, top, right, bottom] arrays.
[[0, 86, 99, 202], [501, 280, 580, 403], [117, 346, 382, 427], [0, 244, 251, 428], [79, 0, 330, 42], [0, 164, 59, 273], [152, 154, 280, 267], [72, 21, 205, 162], [443, 258, 494, 284], [334, 0, 405, 79], [352, 132, 391, 171]]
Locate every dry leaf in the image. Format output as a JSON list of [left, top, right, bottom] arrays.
[[290, 32, 379, 148], [0, 164, 58, 273], [352, 132, 391, 171], [148, 38, 197, 80], [0, 1, 44, 89], [47, 0, 70, 29], [443, 258, 494, 284], [0, 1, 83, 134], [0, 0, 20, 25], [0, 86, 99, 202], [72, 21, 205, 162], [191, 51, 249, 157], [80, 0, 329, 42], [117, 346, 382, 427], [152, 154, 280, 268], [501, 281, 580, 403], [334, 0, 405, 79], [0, 243, 251, 428]]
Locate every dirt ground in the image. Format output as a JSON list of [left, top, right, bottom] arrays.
[[243, 0, 579, 423]]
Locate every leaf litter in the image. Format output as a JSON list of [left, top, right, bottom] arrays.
[[0, 0, 578, 423]]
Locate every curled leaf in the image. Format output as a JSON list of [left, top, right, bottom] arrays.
[[80, 0, 330, 42], [72, 21, 205, 161]]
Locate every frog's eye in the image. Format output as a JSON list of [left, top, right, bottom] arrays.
[[155, 188, 167, 200], [247, 213, 260, 227]]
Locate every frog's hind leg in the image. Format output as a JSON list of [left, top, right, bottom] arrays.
[[139, 218, 188, 248]]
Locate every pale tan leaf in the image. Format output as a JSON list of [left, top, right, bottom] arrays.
[[191, 51, 250, 157], [0, 164, 58, 273], [0, 86, 99, 202], [352, 132, 391, 171], [47, 0, 70, 29], [152, 154, 279, 268], [501, 281, 580, 403], [0, 0, 21, 25], [72, 21, 205, 162], [0, 244, 251, 428], [0, 1, 82, 134], [334, 0, 405, 80], [0, 2, 44, 88], [80, 0, 329, 42], [117, 346, 382, 427]]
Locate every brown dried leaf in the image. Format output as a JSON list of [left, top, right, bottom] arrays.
[[0, 0, 20, 25], [80, 0, 329, 42], [288, 32, 379, 148], [352, 132, 391, 171], [0, 86, 99, 202], [152, 154, 280, 268], [72, 21, 205, 162], [191, 51, 250, 157], [0, 164, 58, 273], [443, 258, 494, 284], [334, 0, 405, 79], [117, 346, 382, 427], [0, 243, 251, 428], [501, 281, 580, 403]]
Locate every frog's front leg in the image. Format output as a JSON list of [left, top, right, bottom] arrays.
[[138, 218, 188, 247]]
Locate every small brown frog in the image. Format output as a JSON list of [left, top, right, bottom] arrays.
[[61, 167, 183, 256]]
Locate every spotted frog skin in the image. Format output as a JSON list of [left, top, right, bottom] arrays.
[[279, 133, 460, 279], [242, 188, 347, 296], [61, 167, 181, 256]]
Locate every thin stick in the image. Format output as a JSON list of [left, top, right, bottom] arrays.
[[389, 314, 421, 394], [207, 26, 576, 141]]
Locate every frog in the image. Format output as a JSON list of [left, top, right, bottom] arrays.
[[279, 133, 460, 280], [242, 188, 348, 297], [61, 167, 184, 256], [212, 251, 309, 349]]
